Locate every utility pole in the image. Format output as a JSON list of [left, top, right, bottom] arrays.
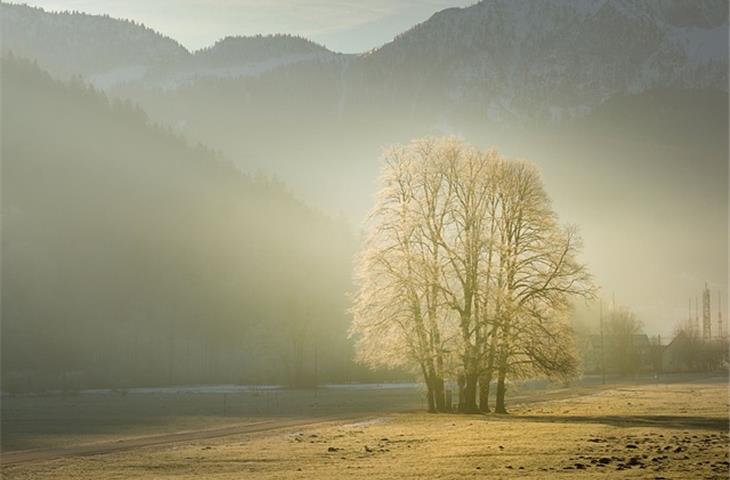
[[695, 296, 700, 334], [600, 300, 606, 385], [657, 334, 662, 378], [313, 340, 319, 399]]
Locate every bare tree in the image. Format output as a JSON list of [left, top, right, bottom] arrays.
[[491, 161, 593, 413], [408, 140, 499, 412], [350, 144, 451, 411], [605, 306, 643, 376], [351, 137, 593, 414]]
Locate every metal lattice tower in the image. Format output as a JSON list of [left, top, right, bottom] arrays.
[[702, 283, 711, 341], [695, 296, 700, 334], [719, 292, 724, 339]]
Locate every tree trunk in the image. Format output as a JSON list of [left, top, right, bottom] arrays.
[[425, 384, 436, 413], [478, 373, 491, 412], [433, 375, 447, 412], [495, 347, 508, 414], [480, 332, 499, 412], [460, 372, 479, 413], [457, 372, 466, 412], [422, 365, 436, 413]]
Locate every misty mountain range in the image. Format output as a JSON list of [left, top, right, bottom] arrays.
[[1, 0, 728, 345], [3, 0, 727, 118]]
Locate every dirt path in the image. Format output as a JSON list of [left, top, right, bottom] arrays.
[[0, 415, 373, 466]]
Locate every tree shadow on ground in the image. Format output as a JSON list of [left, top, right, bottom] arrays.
[[489, 414, 729, 431]]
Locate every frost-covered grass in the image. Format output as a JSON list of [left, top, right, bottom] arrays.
[[3, 379, 728, 479]]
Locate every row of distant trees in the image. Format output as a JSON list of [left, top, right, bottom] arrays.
[[351, 137, 594, 413], [578, 304, 729, 377], [664, 326, 729, 373]]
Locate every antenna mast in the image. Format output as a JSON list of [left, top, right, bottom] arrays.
[[719, 292, 724, 339]]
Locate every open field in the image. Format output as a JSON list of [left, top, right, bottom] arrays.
[[0, 374, 699, 452], [2, 377, 728, 479]]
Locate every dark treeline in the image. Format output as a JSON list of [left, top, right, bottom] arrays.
[[0, 56, 386, 393], [0, 2, 189, 79]]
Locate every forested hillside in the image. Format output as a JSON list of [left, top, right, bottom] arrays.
[[1, 56, 359, 392], [0, 3, 188, 82]]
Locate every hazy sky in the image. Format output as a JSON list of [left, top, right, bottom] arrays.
[[15, 0, 475, 52]]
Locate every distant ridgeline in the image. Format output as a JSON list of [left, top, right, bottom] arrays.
[[0, 56, 374, 392], [2, 0, 726, 219], [2, 1, 726, 115]]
